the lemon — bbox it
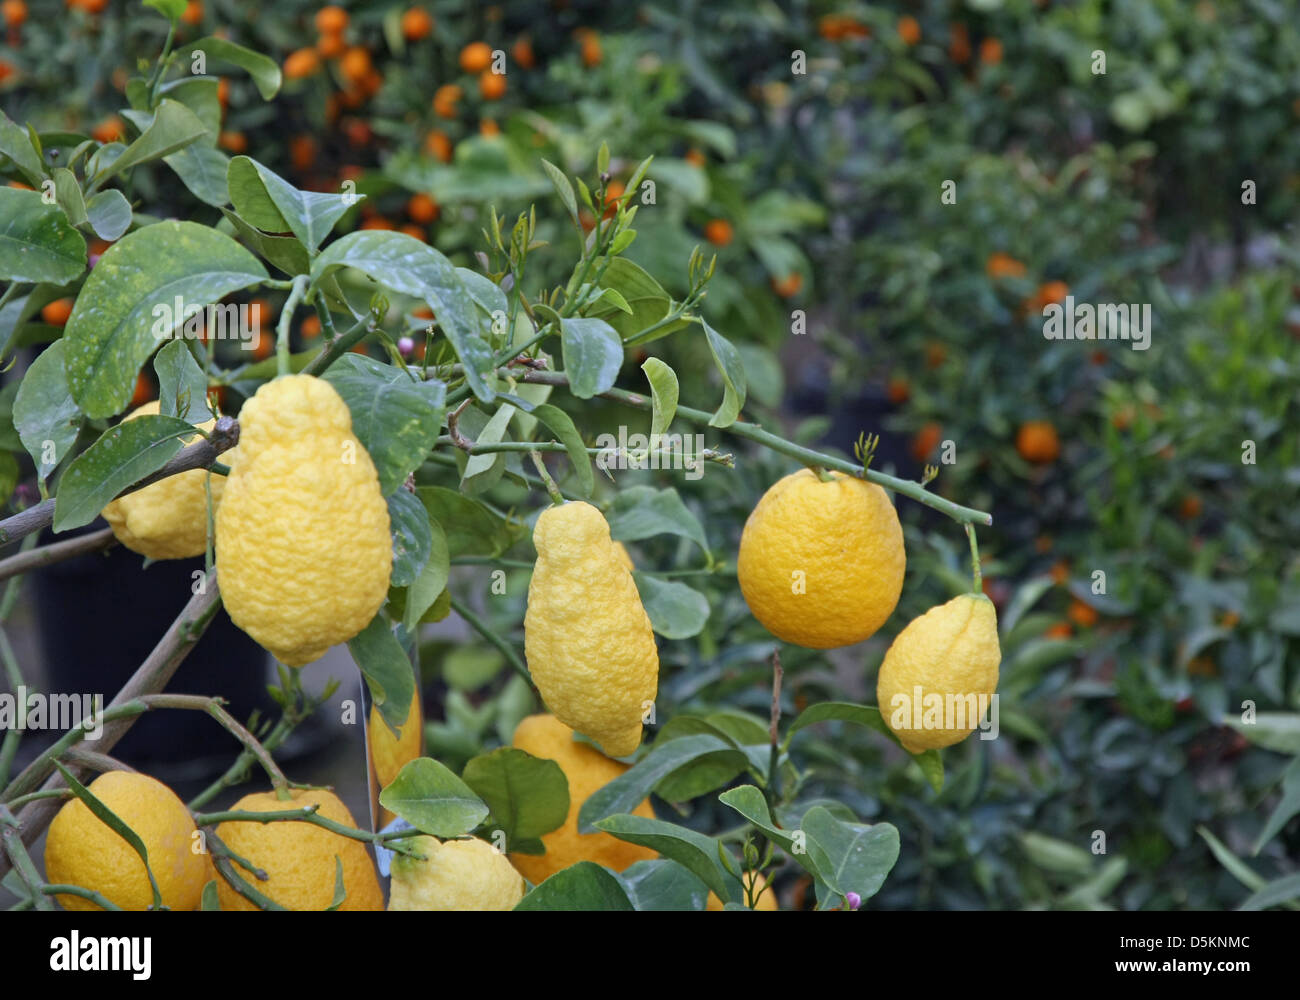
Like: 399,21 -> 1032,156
706,869 -> 778,911
876,593 -> 1001,753
611,540 -> 634,572
216,374 -> 391,666
214,787 -> 383,911
737,469 -> 905,649
369,696 -> 422,827
509,714 -> 657,884
44,771 -> 211,911
100,401 -> 228,560
388,835 -> 525,910
524,501 -> 658,757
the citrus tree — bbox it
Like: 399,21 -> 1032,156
0,1 -> 1006,912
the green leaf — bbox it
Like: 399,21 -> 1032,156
1254,756 -> 1300,853
462,747 -> 569,845
560,317 -> 623,399
606,485 -> 707,550
578,734 -> 738,832
1196,825 -> 1300,910
62,220 -> 267,418
418,486 -> 508,557
93,101 -> 207,187
0,188 -> 87,284
632,573 -> 709,639
456,267 -> 509,321
200,880 -> 220,910
321,354 -> 446,496
157,75 -> 222,135
52,168 -> 88,228
52,414 -> 194,531
175,36 -> 282,100
641,358 -> 678,440
460,402 -> 515,495
594,814 -> 736,901
701,319 -> 747,428
717,785 -> 803,857
530,403 -> 593,497
324,856 -> 347,911
515,861 -> 634,910
787,701 -> 943,791
1240,873 -> 1300,911
404,518 -> 449,631
312,231 -> 496,403
617,859 -> 709,911
0,108 -> 46,188
1019,832 -> 1095,876
539,159 -> 580,228
165,143 -> 230,208
222,209 -> 309,276
51,761 -> 162,910
228,157 -> 352,253
386,488 -> 433,588
1223,713 -> 1300,755
144,0 -> 187,22
378,758 -> 490,839
153,340 -> 212,424
85,189 -> 133,242
13,341 -> 83,483
346,612 -> 415,735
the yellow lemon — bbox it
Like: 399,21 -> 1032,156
737,469 -> 905,648
369,696 -> 422,827
524,502 -> 657,757
214,787 -> 383,911
44,771 -> 210,911
216,374 -> 390,666
101,401 -> 228,560
876,593 -> 1001,753
388,835 -> 525,910
509,714 -> 657,884
706,869 -> 779,910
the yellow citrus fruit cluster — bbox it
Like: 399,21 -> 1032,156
100,401 -> 229,560
509,713 -> 657,885
388,835 -> 525,910
44,771 -> 213,911
524,502 -> 658,758
737,469 -> 905,648
216,374 -> 391,666
214,787 -> 383,911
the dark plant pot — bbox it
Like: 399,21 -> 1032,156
29,527 -> 275,782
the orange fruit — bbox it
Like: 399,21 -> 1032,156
479,70 -> 506,100
704,218 -> 733,247
217,77 -> 230,107
479,118 -> 500,137
300,315 -> 322,339
924,342 -> 947,369
1044,623 -> 1073,639
249,330 -> 272,360
181,0 -> 202,26
317,32 -> 345,59
980,38 -> 1003,65
1220,611 -> 1240,628
129,373 -> 152,407
1179,494 -> 1203,520
459,41 -> 493,74
41,298 -> 74,326
399,223 -> 426,241
684,147 -> 706,167
284,48 -> 321,80
360,217 -> 395,231
512,36 -> 536,69
341,46 -> 371,85
343,118 -> 372,148
578,29 -> 602,67
1036,280 -> 1069,307
1049,560 -> 1069,585
770,273 -> 802,298
985,252 -> 1025,279
432,83 -> 462,117
315,6 -> 348,35
0,61 -> 15,84
91,117 -> 124,143
218,130 -> 248,153
1016,421 -> 1060,464
898,16 -> 921,45
911,422 -> 942,463
400,7 -> 433,42
289,135 -> 316,172
950,23 -> 971,64
407,192 -> 439,223
603,179 -> 625,220
424,129 -> 452,162
1067,599 -> 1098,628
886,376 -> 910,405
3,0 -> 28,26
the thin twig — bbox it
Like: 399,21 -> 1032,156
448,596 -> 533,687
0,527 -> 116,583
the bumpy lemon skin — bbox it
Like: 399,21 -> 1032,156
44,771 -> 211,911
216,375 -> 391,667
101,401 -> 228,560
706,870 -> 779,911
509,714 -> 657,885
737,470 -> 905,649
214,788 -> 383,911
876,593 -> 1001,753
524,502 -> 658,757
389,836 -> 525,911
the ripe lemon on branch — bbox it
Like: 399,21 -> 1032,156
216,374 -> 390,667
101,401 -> 229,560
389,836 -> 525,910
737,469 -> 905,648
876,593 -> 1001,753
509,714 -> 657,885
44,771 -> 212,911
524,502 -> 658,757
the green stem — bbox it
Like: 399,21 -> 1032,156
528,449 -> 565,505
275,275 -> 308,378
0,807 -> 53,910
452,557 -> 535,569
303,314 -> 374,376
40,884 -> 124,911
0,282 -> 27,314
194,807 -> 423,857
448,596 -> 532,687
444,325 -> 552,407
966,522 -> 983,593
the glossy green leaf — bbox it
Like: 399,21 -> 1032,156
617,859 -> 709,911
701,318 -> 747,428
560,317 -> 623,399
387,488 -> 433,588
632,573 -> 709,639
578,734 -> 736,832
403,518 -> 449,631
85,189 -> 133,241
378,758 -> 489,839
12,341 -> 82,484
0,188 -> 87,284
347,612 -> 415,735
606,485 -> 707,549
153,339 -> 212,424
175,36 -> 282,100
641,357 -> 678,440
594,814 -> 737,902
462,747 -> 569,845
515,861 -> 634,910
0,108 -> 46,188
94,101 -> 207,187
530,402 -> 593,497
